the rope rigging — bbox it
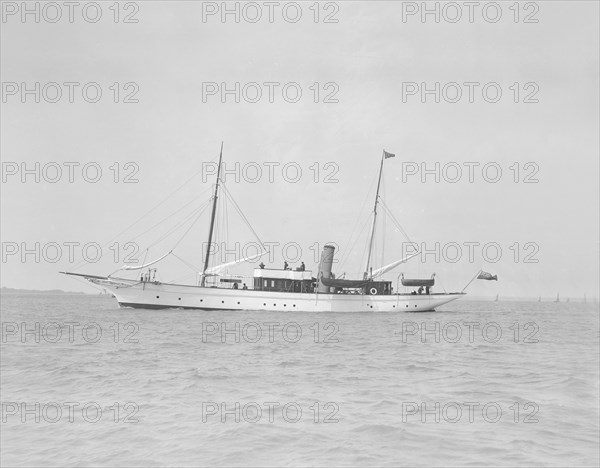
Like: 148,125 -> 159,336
220,182 -> 267,251
70,158 -> 218,272
102,165 -> 267,281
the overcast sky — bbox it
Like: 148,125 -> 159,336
1,1 -> 598,299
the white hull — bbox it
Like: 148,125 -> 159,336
89,277 -> 464,312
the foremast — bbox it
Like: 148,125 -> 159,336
201,142 -> 224,287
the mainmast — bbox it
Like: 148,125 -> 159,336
201,142 -> 224,287
364,151 -> 386,279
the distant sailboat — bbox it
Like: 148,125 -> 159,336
583,293 -> 587,304
554,293 -> 560,303
494,294 -> 499,302
566,297 -> 570,303
538,296 -> 541,302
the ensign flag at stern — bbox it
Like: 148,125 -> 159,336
477,271 -> 498,281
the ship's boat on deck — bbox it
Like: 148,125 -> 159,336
400,273 -> 435,288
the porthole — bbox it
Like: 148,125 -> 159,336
222,301 -> 225,304
263,303 -> 266,306
284,304 -> 287,307
200,299 -> 203,302
237,302 -> 240,305
178,298 -> 181,301
156,296 -> 159,299
293,305 -> 296,307
406,304 -> 408,308
273,304 -> 276,306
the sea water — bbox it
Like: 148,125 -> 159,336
1,293 -> 598,467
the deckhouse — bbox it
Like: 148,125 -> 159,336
253,268 -> 315,293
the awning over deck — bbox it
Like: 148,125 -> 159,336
253,268 -> 313,281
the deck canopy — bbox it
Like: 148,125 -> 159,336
253,268 -> 313,281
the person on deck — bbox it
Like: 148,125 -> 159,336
284,261 -> 289,270
300,262 -> 305,271
259,262 -> 265,269
418,286 -> 424,295
232,282 -> 238,289
242,283 -> 248,290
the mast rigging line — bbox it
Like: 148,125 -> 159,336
364,153 -> 385,278
378,198 -> 413,245
201,142 -> 224,286
220,182 -> 267,251
221,183 -> 229,262
139,200 -> 211,253
70,156 -> 218,272
169,203 -> 210,251
380,175 -> 386,272
170,252 -> 204,276
340,150 -> 415,279
113,198 -> 211,274
337,169 -> 380,272
338,213 -> 374,278
126,196 -> 212,245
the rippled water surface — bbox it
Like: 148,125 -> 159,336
1,294 -> 599,467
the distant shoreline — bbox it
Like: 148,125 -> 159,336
0,287 -> 90,296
